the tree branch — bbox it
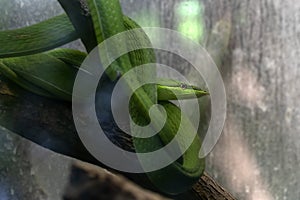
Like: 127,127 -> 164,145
0,75 -> 236,199
64,161 -> 170,200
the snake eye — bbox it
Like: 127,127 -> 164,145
180,83 -> 188,89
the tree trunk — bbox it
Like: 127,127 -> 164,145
202,0 -> 300,199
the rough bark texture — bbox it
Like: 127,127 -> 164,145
192,172 -> 237,200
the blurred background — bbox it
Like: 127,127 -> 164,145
0,0 -> 299,199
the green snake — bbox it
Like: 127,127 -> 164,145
0,0 -> 206,194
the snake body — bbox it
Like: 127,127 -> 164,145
0,15 -> 78,58
0,49 -> 208,102
0,0 -> 206,194
84,0 -> 205,194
